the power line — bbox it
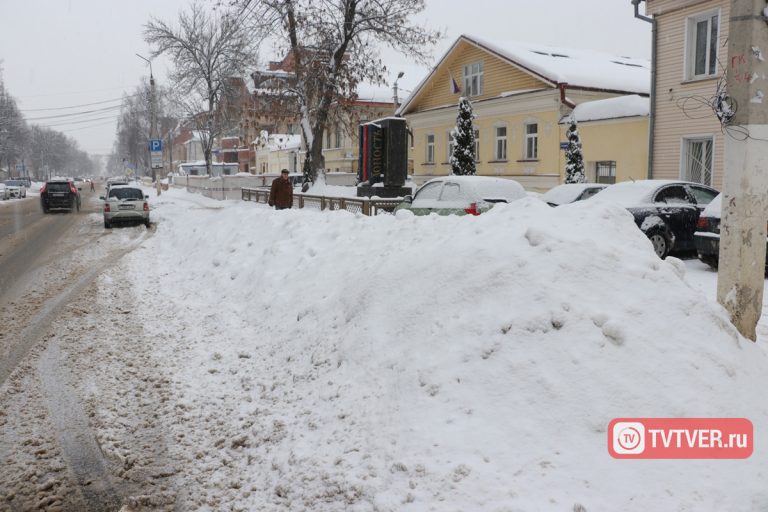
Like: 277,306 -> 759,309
24,104 -> 124,121
56,120 -> 120,133
35,114 -> 121,128
15,86 -> 136,99
19,95 -> 137,113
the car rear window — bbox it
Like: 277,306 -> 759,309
109,188 -> 143,200
47,182 -> 70,192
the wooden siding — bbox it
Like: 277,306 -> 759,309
406,40 -> 550,114
651,0 -> 727,189
647,0 -> 712,16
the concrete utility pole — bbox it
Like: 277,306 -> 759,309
137,53 -> 161,196
717,0 -> 768,340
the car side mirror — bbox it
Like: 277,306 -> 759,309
402,195 -> 413,203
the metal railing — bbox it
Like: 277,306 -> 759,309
242,187 -> 401,216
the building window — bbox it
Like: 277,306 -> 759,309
474,129 -> 480,161
524,123 -> 538,160
287,124 -> 294,135
682,137 -> 713,185
335,126 -> 342,148
686,11 -> 719,79
463,62 -> 484,97
426,134 -> 435,163
494,126 -> 507,161
326,129 -> 332,149
447,132 -> 454,161
596,161 -> 616,184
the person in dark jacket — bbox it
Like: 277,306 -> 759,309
269,169 -> 293,210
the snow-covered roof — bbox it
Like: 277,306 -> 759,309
185,130 -> 208,143
541,183 -> 607,206
565,95 -> 650,123
253,133 -> 302,151
400,34 -> 649,115
465,35 -> 650,94
356,83 -> 398,104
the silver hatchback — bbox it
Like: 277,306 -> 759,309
101,186 -> 150,228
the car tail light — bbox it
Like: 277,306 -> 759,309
69,183 -> 77,194
696,217 -> 710,230
464,202 -> 480,216
40,183 -> 47,194
104,203 -> 110,212
143,202 -> 149,211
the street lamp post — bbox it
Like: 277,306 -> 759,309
136,53 -> 161,196
393,71 -> 405,113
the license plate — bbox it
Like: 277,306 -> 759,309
52,193 -> 65,197
118,204 -> 134,210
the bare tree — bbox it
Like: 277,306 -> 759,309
235,0 -> 440,184
0,74 -> 29,174
145,1 -> 258,176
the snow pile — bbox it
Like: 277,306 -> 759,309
123,189 -> 768,510
569,95 -> 649,123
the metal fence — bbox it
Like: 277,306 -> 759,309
242,187 -> 401,216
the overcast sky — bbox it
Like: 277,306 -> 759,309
0,0 -> 651,157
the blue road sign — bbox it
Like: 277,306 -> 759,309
149,139 -> 163,152
560,142 -> 568,150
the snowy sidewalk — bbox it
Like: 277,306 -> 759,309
67,188 -> 768,510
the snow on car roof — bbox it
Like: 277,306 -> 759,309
593,180 -> 684,206
422,176 -> 526,200
541,183 -> 606,205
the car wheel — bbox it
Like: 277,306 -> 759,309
144,219 -> 150,228
647,231 -> 670,259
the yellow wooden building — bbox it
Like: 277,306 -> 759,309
399,35 -> 651,190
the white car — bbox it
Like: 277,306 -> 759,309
396,176 -> 527,215
4,180 -> 27,199
101,185 -> 150,228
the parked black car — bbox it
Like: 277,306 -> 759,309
593,180 -> 719,258
40,178 -> 81,213
694,194 -> 768,270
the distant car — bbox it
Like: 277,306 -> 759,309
593,180 -> 719,258
395,176 -> 526,216
40,178 -> 82,213
4,180 -> 27,199
101,185 -> 150,228
541,183 -> 607,206
0,183 -> 9,200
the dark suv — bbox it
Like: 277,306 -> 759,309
40,179 -> 81,213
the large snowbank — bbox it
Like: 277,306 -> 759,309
120,189 -> 768,510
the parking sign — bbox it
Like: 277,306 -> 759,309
149,139 -> 163,152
